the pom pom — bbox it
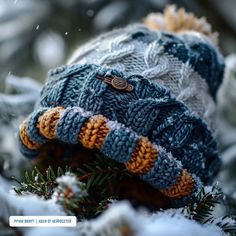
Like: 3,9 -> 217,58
144,5 -> 218,45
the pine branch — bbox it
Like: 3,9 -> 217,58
59,154 -> 129,218
211,216 -> 236,235
52,173 -> 88,216
184,183 -> 236,235
12,157 -> 128,219
76,154 -> 129,197
185,184 -> 222,222
95,197 -> 117,214
12,166 -> 70,199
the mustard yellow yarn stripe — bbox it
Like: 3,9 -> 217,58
19,106 -> 194,198
125,137 -> 158,174
160,169 -> 194,198
19,119 -> 41,150
20,107 -> 159,174
78,115 -> 109,149
37,107 -> 64,139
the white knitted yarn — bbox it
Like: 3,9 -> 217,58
68,24 -> 217,131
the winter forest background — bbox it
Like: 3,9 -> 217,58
0,0 -> 236,236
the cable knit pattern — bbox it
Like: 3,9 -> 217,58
69,24 -> 224,131
18,11 -> 225,207
18,63 -> 222,205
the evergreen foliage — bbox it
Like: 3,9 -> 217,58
11,160 -> 236,235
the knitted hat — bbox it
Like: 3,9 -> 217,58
18,6 -> 225,206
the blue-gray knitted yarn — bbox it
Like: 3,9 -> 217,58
36,63 -> 221,184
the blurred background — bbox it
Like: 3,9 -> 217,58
0,0 -> 236,217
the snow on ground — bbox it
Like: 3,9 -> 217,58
79,201 -> 225,236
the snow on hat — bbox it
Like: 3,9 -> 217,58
18,6 -> 224,206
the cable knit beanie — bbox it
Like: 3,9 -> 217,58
18,6 -> 225,206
